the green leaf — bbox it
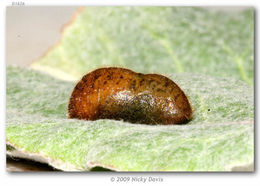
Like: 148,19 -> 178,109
31,7 -> 254,85
6,66 -> 254,171
7,7 -> 254,171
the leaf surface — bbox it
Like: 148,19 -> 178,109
6,66 -> 254,171
31,7 -> 254,85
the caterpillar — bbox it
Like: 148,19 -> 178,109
68,67 -> 192,125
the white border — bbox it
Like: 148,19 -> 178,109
1,0 -> 259,6
0,1 -> 259,186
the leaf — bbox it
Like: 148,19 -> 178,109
31,7 -> 254,85
7,7 -> 254,171
6,66 -> 254,171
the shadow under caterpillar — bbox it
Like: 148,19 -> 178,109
68,67 -> 193,125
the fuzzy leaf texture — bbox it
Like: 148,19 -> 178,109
6,66 -> 253,171
6,7 -> 254,171
31,7 -> 254,85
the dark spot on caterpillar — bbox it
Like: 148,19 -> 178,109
208,109 -> 211,111
164,80 -> 169,87
157,88 -> 166,93
93,74 -> 101,81
174,93 -> 181,100
148,79 -> 155,86
151,84 -> 157,90
107,74 -> 112,80
130,80 -> 136,90
68,67 -> 193,125
169,86 -> 177,93
89,84 -> 94,88
74,85 -> 81,90
139,79 -> 145,86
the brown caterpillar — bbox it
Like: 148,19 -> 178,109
68,67 -> 193,125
